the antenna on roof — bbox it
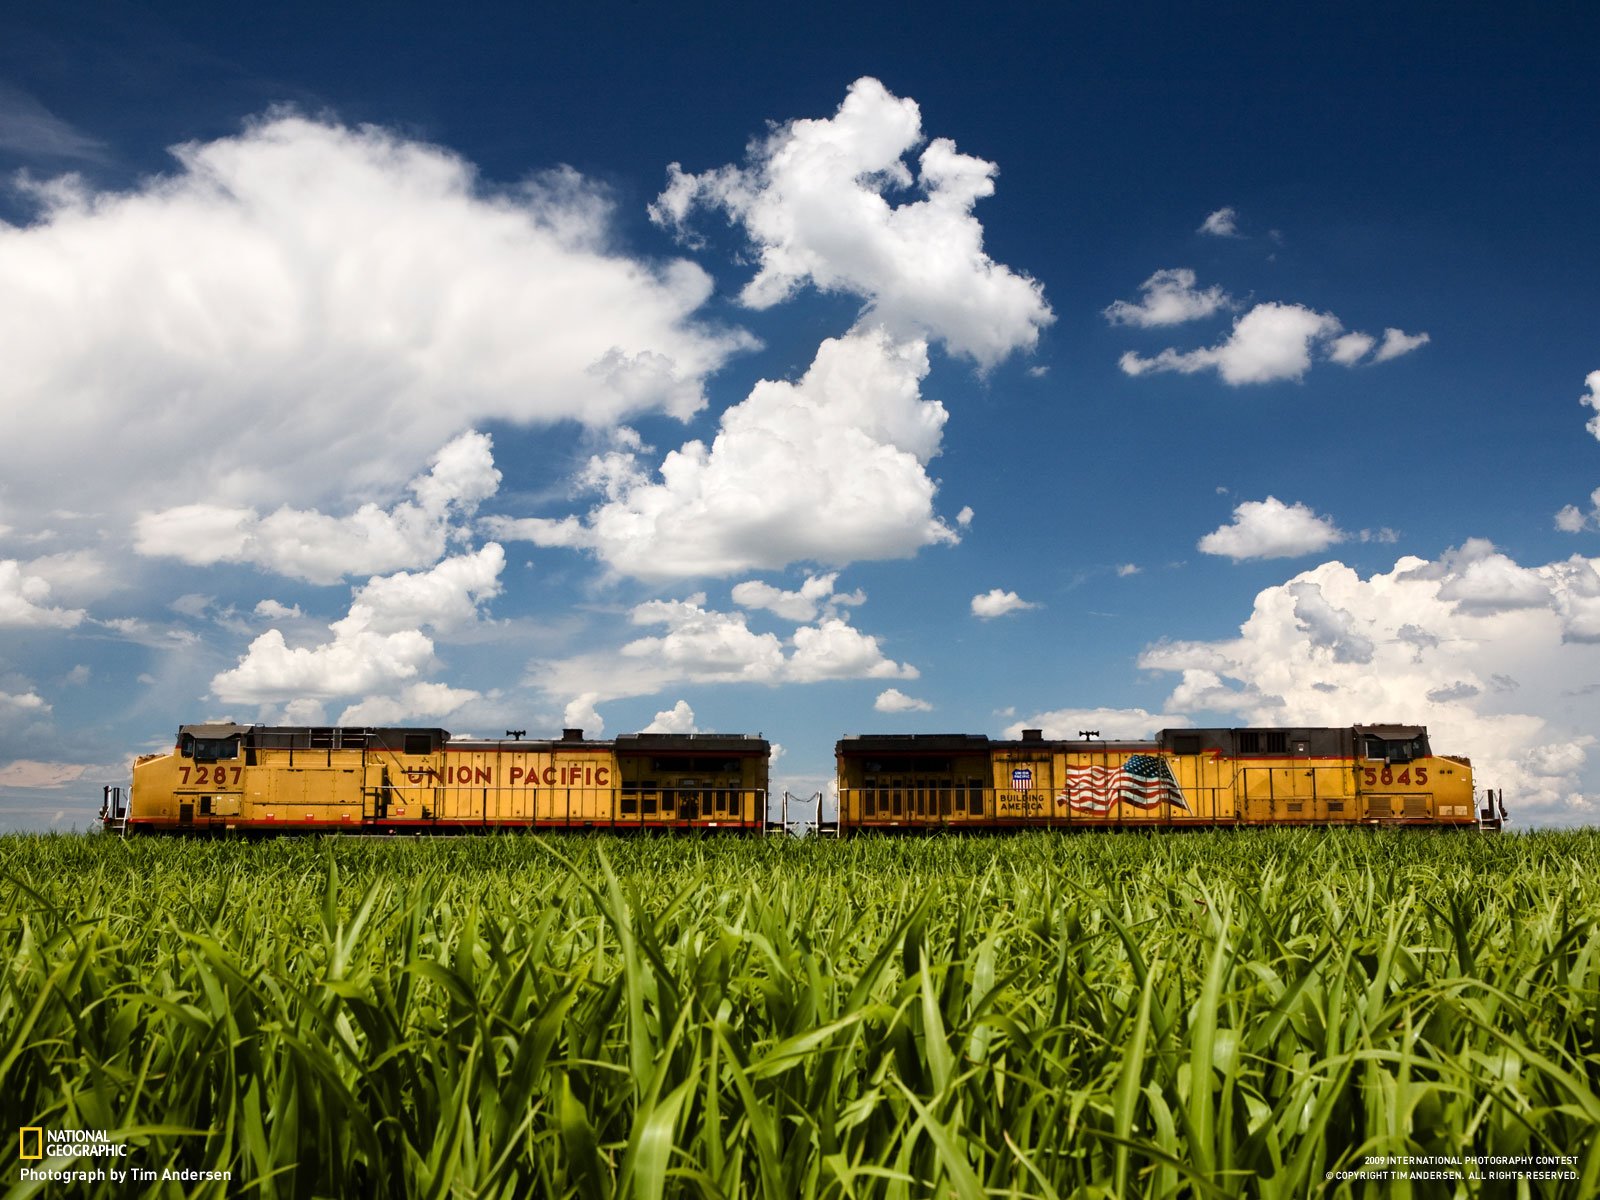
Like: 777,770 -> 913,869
506,730 -> 526,741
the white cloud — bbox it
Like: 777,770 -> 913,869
1136,551 -> 1600,824
642,700 -> 697,733
1198,207 -> 1240,237
651,76 -> 1052,367
564,693 -> 605,737
334,543 -> 506,635
1402,538 -> 1552,616
489,328 -> 961,580
1327,331 -> 1376,366
1582,371 -> 1600,442
1120,302 -> 1342,385
210,544 -> 504,705
1288,581 -> 1375,663
1117,563 -> 1141,577
875,687 -> 932,713
1372,327 -> 1431,362
1166,669 -> 1279,713
1,115 -> 750,542
538,594 -> 916,713
0,760 -> 96,787
1557,375 -> 1600,526
1119,302 -> 1427,384
731,572 -> 865,622
622,595 -> 787,682
1103,268 -> 1231,327
0,690 -> 51,715
135,431 -> 502,584
1003,707 -> 1192,740
970,588 -> 1038,619
1198,497 -> 1346,561
254,599 -> 305,620
0,560 -> 87,628
787,619 -> 916,683
337,682 -> 481,726
1556,503 -> 1590,533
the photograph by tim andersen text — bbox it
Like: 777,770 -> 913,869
3,3 -> 1599,1196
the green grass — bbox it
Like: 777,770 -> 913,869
3,830 -> 1598,1198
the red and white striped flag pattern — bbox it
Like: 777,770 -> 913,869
1062,755 -> 1188,812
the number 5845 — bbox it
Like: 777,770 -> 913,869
1363,766 -> 1427,787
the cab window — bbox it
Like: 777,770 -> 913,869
182,734 -> 240,761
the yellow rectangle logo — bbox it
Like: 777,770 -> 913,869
19,1127 -> 43,1159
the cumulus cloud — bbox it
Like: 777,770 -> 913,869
489,328 -> 961,579
0,690 -> 51,715
210,544 -> 504,705
1136,550 -> 1600,824
970,588 -> 1038,619
1556,502 -> 1591,533
0,560 -> 87,628
1557,375 -> 1600,527
135,431 -> 502,583
1198,207 -> 1240,237
1327,332 -> 1376,366
1401,538 -> 1552,615
1103,268 -> 1231,327
1373,328 -> 1432,362
495,82 -> 1050,585
642,700 -> 698,733
1582,371 -> 1600,442
564,694 -> 605,737
1166,669 -> 1280,713
651,76 -> 1052,366
537,594 -> 916,713
1198,497 -> 1346,561
788,618 -> 917,683
337,682 -> 481,726
254,599 -> 304,620
731,572 -> 865,623
0,114 -> 750,541
1119,302 -> 1427,384
1288,581 -> 1375,663
875,688 -> 932,713
1120,303 -> 1341,384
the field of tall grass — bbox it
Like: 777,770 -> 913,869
3,829 -> 1598,1198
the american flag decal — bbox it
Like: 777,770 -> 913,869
1061,755 -> 1188,813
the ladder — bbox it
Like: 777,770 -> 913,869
100,785 -> 130,836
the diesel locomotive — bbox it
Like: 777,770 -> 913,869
106,724 -> 771,835
835,724 -> 1504,831
103,720 -> 1504,834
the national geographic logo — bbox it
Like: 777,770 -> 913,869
15,1127 -> 126,1158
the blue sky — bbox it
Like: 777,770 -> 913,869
3,3 -> 1599,828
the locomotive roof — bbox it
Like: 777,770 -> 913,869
177,723 -> 767,753
838,724 -> 1431,756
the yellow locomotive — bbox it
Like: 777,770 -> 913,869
113,724 -> 771,834
835,724 -> 1501,831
